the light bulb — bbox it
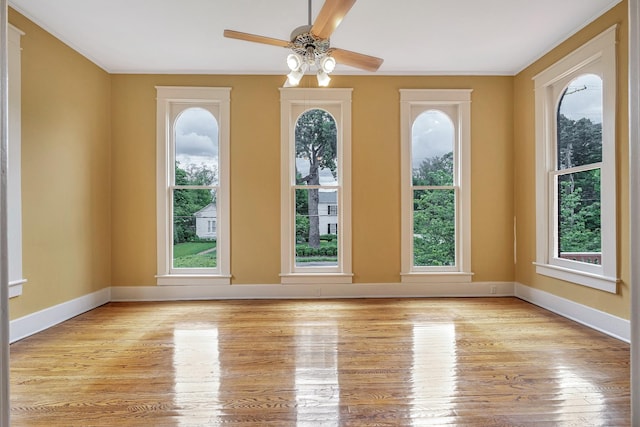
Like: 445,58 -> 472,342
287,69 -> 304,86
320,56 -> 336,73
286,53 -> 303,71
317,70 -> 331,87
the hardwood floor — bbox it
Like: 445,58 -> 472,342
9,298 -> 630,426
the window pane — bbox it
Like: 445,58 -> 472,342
173,189 -> 217,268
175,107 -> 219,185
295,188 -> 338,267
295,109 -> 338,186
413,189 -> 455,266
557,74 -> 602,170
557,169 -> 601,264
412,110 -> 454,186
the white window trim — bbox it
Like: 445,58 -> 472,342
156,86 -> 231,286
280,88 -> 353,285
533,25 -> 618,293
8,24 -> 25,298
400,89 -> 473,283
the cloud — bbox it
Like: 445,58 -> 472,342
411,110 -> 454,168
175,108 -> 219,160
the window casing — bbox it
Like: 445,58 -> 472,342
156,87 -> 231,285
8,25 -> 25,298
400,90 -> 473,283
533,26 -> 617,292
280,88 -> 352,284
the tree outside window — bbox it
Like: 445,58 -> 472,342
294,109 -> 339,267
556,74 -> 603,264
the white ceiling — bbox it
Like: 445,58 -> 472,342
8,0 -> 622,75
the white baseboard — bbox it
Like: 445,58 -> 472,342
515,282 -> 630,343
10,287 -> 111,343
10,283 -> 629,344
110,281 -> 516,302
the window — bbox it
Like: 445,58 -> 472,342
8,25 -> 25,298
400,90 -> 472,283
533,26 -> 617,292
280,89 -> 352,284
156,87 -> 231,285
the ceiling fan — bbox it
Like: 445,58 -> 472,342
223,0 -> 384,86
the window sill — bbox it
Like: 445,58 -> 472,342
156,275 -> 231,286
9,278 -> 27,298
400,272 -> 474,284
280,273 -> 353,285
534,262 -> 618,293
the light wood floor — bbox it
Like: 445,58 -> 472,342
10,298 -> 630,426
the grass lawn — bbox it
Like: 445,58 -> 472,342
173,241 -> 217,268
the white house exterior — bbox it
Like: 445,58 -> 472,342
194,203 -> 217,240
318,191 -> 338,235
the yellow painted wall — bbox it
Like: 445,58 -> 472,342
9,2 -> 629,323
513,1 -> 630,319
8,10 -> 112,320
111,74 -> 514,285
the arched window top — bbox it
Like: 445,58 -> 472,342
411,109 -> 454,186
557,73 -> 603,170
294,108 -> 338,186
174,107 -> 219,186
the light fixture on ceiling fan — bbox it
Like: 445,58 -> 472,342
223,0 -> 383,87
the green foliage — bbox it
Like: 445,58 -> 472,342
296,214 -> 310,243
558,171 -> 601,253
412,152 -> 456,266
295,109 -> 337,182
413,151 -> 453,186
557,114 -> 602,255
413,189 -> 455,266
173,162 -> 215,244
557,114 -> 602,169
296,241 -> 338,257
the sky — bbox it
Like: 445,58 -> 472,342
411,110 -> 454,169
175,107 -> 219,175
559,73 -> 603,124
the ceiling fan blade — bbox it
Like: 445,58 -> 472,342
311,0 -> 357,40
330,48 -> 384,72
223,30 -> 290,48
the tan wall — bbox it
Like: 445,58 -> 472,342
513,1 -> 630,319
111,75 -> 514,285
12,2 -> 628,323
8,10 -> 112,320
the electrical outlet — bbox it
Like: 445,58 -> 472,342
490,285 -> 497,294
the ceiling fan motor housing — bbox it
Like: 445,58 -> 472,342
290,25 -> 331,63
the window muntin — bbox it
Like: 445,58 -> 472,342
156,87 -> 231,286
400,89 -> 472,283
533,26 -> 617,292
280,88 -> 352,284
